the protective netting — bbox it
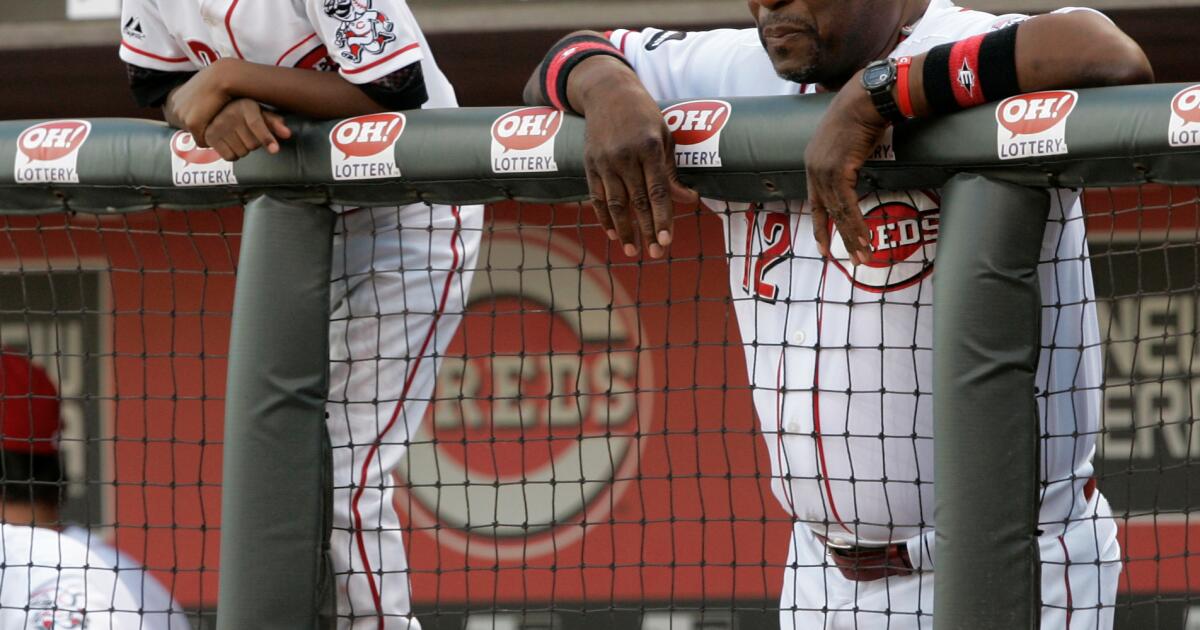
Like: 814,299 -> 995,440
0,208 -> 236,628
0,186 -> 1196,629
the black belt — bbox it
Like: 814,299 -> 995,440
815,533 -> 915,582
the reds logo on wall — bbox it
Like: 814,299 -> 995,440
829,190 -> 940,292
396,223 -> 658,561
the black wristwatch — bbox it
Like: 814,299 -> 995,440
862,59 -> 907,125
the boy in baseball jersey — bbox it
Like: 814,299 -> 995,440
119,1 -> 483,627
0,351 -> 191,630
0,524 -> 144,629
525,1 -> 1152,628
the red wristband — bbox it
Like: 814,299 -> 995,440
895,56 -> 915,120
947,33 -> 988,109
542,38 -> 630,112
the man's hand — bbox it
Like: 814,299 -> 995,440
803,70 -> 888,267
204,98 -> 293,161
164,59 -> 238,147
582,81 -> 699,258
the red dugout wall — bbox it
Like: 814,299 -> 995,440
0,190 -> 1196,627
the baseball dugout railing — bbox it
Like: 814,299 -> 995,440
0,83 -> 1197,630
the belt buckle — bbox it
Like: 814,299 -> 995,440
822,535 -> 856,551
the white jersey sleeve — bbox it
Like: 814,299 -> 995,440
896,3 -> 1112,56
305,0 -> 426,84
606,28 -> 792,101
118,0 -> 195,71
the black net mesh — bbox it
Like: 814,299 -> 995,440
0,186 -> 1196,629
0,208 -> 235,628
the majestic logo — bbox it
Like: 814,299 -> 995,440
957,59 -> 977,98
995,90 -> 1077,160
662,100 -> 732,168
122,17 -> 145,40
324,0 -> 397,64
1169,84 -> 1200,148
829,190 -> 940,293
491,107 -> 562,174
645,30 -> 687,51
14,120 -> 91,184
396,223 -> 658,561
329,112 -> 405,180
169,131 -> 237,187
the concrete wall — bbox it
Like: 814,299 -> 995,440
0,6 -> 1195,120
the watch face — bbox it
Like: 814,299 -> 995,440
863,63 -> 893,90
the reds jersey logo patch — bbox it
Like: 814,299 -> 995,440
28,582 -> 87,629
324,0 -> 397,64
830,191 -> 941,293
186,40 -> 220,66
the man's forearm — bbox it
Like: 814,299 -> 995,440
901,11 -> 1152,119
210,58 -> 387,118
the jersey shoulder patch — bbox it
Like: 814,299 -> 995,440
321,0 -> 401,64
28,580 -> 90,629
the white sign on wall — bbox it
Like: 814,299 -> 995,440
67,0 -> 121,20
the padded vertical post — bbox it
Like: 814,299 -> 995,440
933,174 -> 1049,630
218,197 -> 335,630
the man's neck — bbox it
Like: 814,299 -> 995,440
821,0 -> 933,90
2,501 -> 62,529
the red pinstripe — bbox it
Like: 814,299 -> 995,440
277,33 -> 319,66
342,43 -> 421,76
349,206 -> 464,627
813,259 -> 852,535
121,41 -> 189,64
225,0 -> 246,59
1059,535 -> 1074,627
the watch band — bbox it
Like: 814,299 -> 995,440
863,60 -> 908,125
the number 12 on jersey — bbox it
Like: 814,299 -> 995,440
741,209 -> 793,302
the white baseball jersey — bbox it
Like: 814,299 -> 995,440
0,524 -> 142,630
62,526 -> 192,630
609,0 -> 1106,549
119,0 -> 457,108
118,2 -> 484,628
610,3 -> 1122,627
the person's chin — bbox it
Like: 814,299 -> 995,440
771,57 -> 818,84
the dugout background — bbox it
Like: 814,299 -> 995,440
0,2 -> 1198,629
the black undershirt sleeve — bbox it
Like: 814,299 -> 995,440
357,62 -> 428,111
126,60 -> 427,112
125,63 -> 196,109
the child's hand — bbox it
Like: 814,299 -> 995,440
203,98 -> 293,162
164,59 -> 240,147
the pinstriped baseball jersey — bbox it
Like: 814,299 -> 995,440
609,0 -> 1107,547
119,0 -> 457,107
